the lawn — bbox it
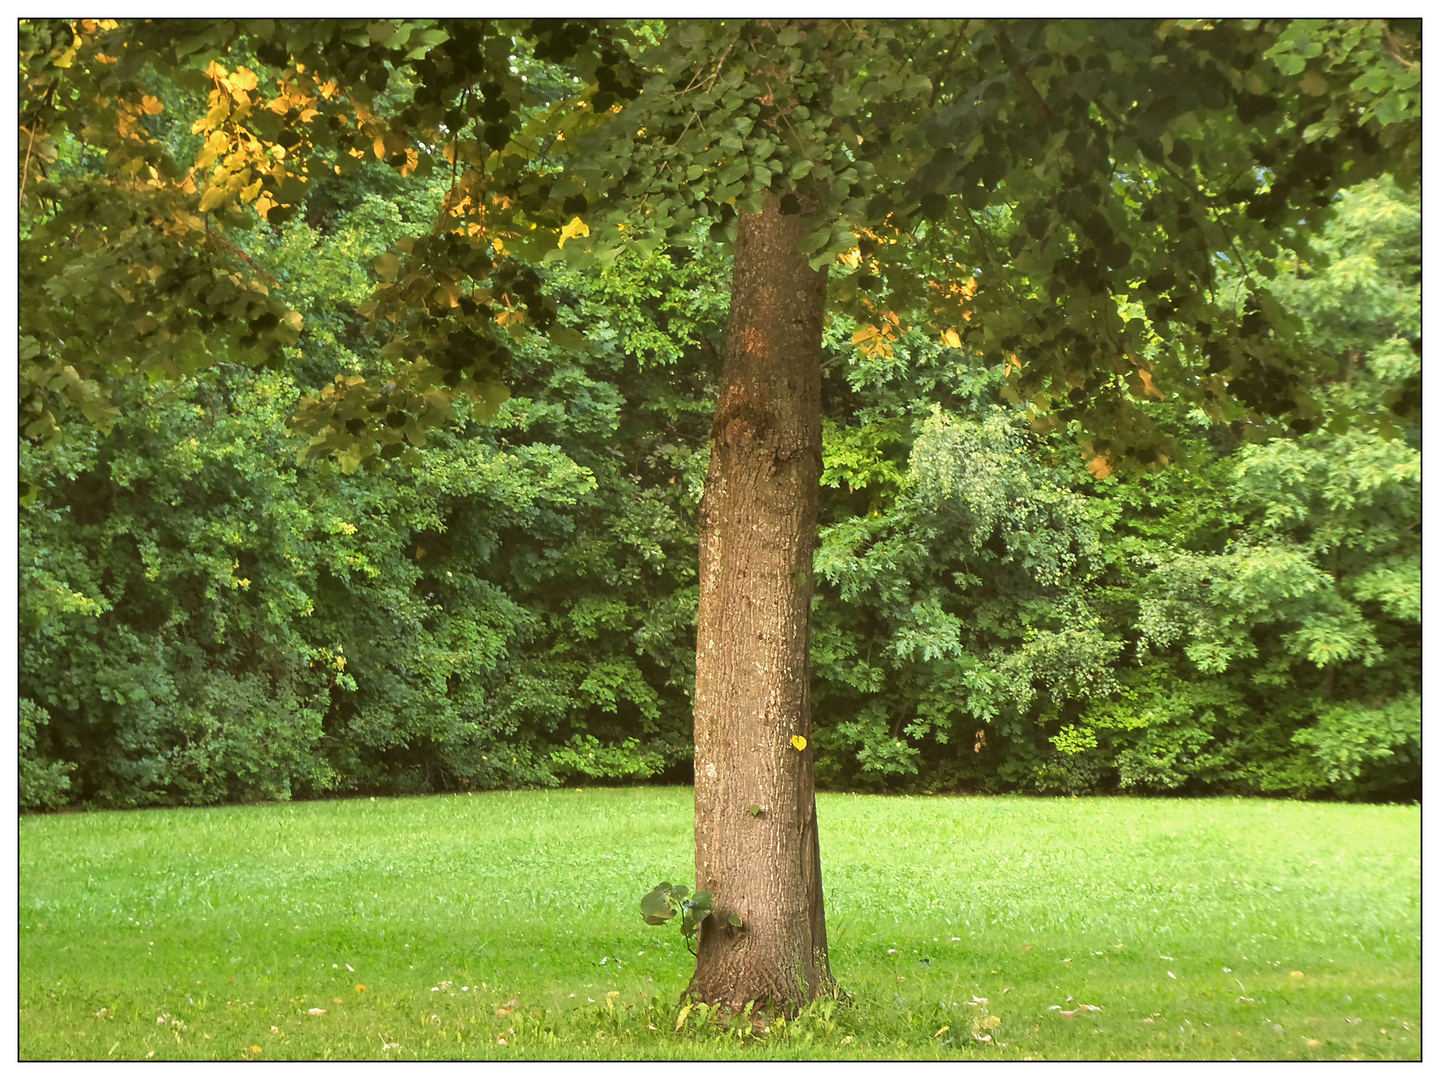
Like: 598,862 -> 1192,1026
19,787 -> 1419,1060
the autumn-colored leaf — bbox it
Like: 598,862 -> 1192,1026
558,216 -> 591,248
229,67 -> 260,92
198,184 -> 228,213
791,735 -> 807,751
1136,368 -> 1165,400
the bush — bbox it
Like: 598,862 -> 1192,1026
19,699 -> 73,811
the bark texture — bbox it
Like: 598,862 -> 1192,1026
688,190 -> 834,1012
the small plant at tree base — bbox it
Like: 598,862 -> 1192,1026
640,881 -> 742,953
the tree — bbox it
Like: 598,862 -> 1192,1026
19,17 -> 1420,1013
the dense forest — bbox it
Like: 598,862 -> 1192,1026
19,21 -> 1420,811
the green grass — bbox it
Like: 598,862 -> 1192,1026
20,788 -> 1419,1060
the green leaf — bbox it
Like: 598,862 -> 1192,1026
727,913 -> 743,927
640,885 -> 676,924
832,88 -> 862,117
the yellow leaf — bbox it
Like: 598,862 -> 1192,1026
141,95 -> 164,116
1290,971 -> 1304,979
941,328 -> 962,349
198,185 -> 228,213
239,179 -> 263,203
1136,368 -> 1165,400
675,1001 -> 693,1031
558,216 -> 591,248
230,67 -> 260,92
1085,455 -> 1112,480
791,735 -> 807,752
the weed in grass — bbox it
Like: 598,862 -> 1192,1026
20,789 -> 1419,1060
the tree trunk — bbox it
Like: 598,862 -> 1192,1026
687,190 -> 835,1013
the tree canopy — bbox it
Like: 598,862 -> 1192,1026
20,18 -> 1421,482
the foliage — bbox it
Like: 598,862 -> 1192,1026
18,699 -> 73,811
19,18 -> 1421,475
551,737 -> 666,783
639,881 -> 724,953
16,19 -> 1422,808
18,162 -> 727,807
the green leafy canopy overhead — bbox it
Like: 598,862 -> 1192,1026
19,17 -> 1420,481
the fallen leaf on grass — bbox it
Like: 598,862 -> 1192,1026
1290,971 -> 1304,979
355,985 -> 367,992
307,1008 -> 326,1015
1049,1003 -> 1101,1019
1307,1039 -> 1322,1046
934,1026 -> 950,1038
247,1046 -> 262,1054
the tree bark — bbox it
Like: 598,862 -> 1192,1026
687,190 -> 835,1013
